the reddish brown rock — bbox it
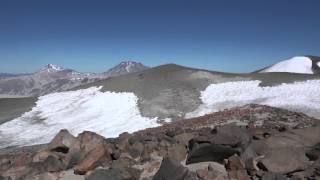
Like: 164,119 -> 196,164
74,143 -> 110,175
77,131 -> 106,155
33,149 -> 59,163
48,129 -> 78,152
228,170 -> 248,180
226,155 -> 245,171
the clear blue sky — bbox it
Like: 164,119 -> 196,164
0,0 -> 319,73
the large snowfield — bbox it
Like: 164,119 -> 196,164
1,80 -> 320,148
0,87 -> 159,148
261,56 -> 315,74
187,80 -> 320,118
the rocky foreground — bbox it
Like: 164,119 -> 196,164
0,104 -> 320,180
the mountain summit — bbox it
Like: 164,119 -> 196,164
0,61 -> 149,96
104,61 -> 149,77
257,56 -> 320,74
37,64 -> 65,73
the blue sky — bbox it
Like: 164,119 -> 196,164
0,0 -> 320,73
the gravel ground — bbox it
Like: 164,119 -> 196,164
0,97 -> 37,124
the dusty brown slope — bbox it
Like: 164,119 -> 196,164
0,97 -> 37,124
76,64 -> 320,119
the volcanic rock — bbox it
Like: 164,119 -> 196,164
186,142 -> 239,164
48,129 -> 78,153
74,143 -> 110,175
77,131 -> 106,156
153,157 -> 194,180
258,148 -> 310,174
167,144 -> 187,161
260,172 -> 287,180
306,143 -> 320,161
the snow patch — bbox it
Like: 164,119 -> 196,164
317,62 -> 320,67
0,87 -> 160,148
261,56 -> 313,74
186,80 -> 320,118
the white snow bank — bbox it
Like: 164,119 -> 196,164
0,87 -> 159,148
186,80 -> 320,118
261,56 -> 313,74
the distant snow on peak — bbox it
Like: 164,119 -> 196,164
38,64 -> 65,73
0,60 -> 149,96
104,61 -> 148,76
260,56 -> 313,74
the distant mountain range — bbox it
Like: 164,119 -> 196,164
1,55 -> 320,98
0,73 -> 29,78
0,61 -> 148,97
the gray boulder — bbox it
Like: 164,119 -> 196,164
153,157 -> 195,180
186,142 -> 239,164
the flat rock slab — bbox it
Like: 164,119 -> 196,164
259,148 -> 310,174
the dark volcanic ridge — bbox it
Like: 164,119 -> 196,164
0,104 -> 319,179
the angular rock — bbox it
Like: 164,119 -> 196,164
167,144 -> 187,161
244,157 -> 259,172
196,168 -> 224,180
111,156 -> 136,169
290,158 -> 320,179
77,131 -> 106,155
174,132 -> 196,146
74,143 -> 110,175
59,170 -> 85,180
186,142 -> 239,164
226,154 -> 245,171
306,143 -> 320,161
128,142 -> 144,159
43,155 -> 66,172
48,129 -> 77,153
259,148 -> 310,174
32,172 -> 57,180
153,157 -> 190,180
87,169 -> 124,180
261,172 -> 287,180
185,161 -> 227,180
186,162 -> 227,174
87,167 -> 140,180
33,149 -> 59,163
116,132 -> 131,151
226,155 -> 248,180
2,163 -> 46,180
261,126 -> 320,152
228,170 -> 248,180
212,124 -> 251,150
47,129 -> 82,168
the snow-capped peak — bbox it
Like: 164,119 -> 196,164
104,61 -> 148,76
38,64 -> 65,73
260,56 -> 313,74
